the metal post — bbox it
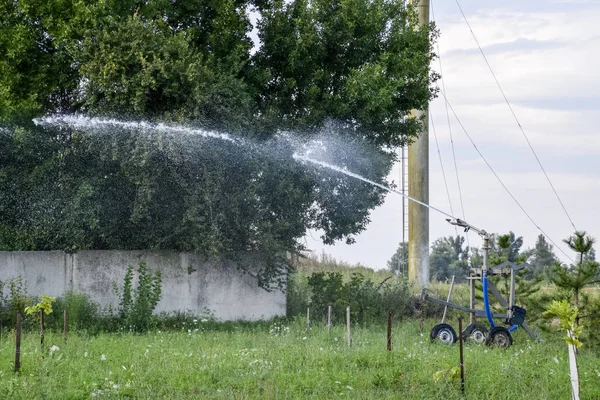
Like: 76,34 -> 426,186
508,268 -> 516,322
408,0 -> 430,286
482,236 -> 490,273
469,277 -> 475,324
441,275 -> 455,324
346,307 -> 351,347
327,306 -> 332,333
306,308 -> 310,332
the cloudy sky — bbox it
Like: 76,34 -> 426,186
305,0 -> 600,269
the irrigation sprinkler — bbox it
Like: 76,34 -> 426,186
292,155 -> 540,348
423,219 -> 541,348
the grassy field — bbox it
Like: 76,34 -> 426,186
1,318 -> 600,399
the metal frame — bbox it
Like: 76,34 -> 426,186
421,219 -> 542,342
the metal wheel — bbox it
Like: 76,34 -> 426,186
430,323 -> 458,345
462,323 -> 488,344
486,326 -> 513,349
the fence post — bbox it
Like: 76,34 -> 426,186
64,309 -> 68,343
15,313 -> 21,372
346,307 -> 351,347
459,317 -> 465,394
306,308 -> 310,332
387,311 -> 392,351
327,306 -> 332,333
40,310 -> 45,349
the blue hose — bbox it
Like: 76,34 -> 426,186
482,272 -> 495,328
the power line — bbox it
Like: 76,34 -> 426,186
453,0 -> 578,233
431,0 -> 469,246
430,112 -> 458,235
437,88 -> 575,264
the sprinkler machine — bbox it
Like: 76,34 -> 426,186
421,219 -> 542,349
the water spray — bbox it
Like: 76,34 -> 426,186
33,115 -> 240,144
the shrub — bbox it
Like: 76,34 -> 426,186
49,291 -> 100,333
0,275 -> 34,329
118,261 -> 162,333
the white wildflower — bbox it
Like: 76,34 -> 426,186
100,354 -> 106,361
49,345 -> 60,356
553,357 -> 559,364
84,351 -> 88,357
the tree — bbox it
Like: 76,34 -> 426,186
551,231 -> 598,325
493,231 -> 524,264
528,234 -> 559,279
0,0 -> 437,286
387,242 -> 408,277
429,235 -> 469,282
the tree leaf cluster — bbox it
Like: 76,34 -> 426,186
0,0 -> 438,285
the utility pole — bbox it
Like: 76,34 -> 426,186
408,0 -> 430,285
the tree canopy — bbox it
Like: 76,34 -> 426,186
0,0 -> 437,285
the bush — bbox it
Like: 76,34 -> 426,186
118,261 -> 162,333
0,275 -> 35,329
298,271 -> 419,325
48,291 -> 101,333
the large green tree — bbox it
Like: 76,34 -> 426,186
0,0 -> 437,286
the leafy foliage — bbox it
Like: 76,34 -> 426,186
429,235 -> 469,282
0,0 -> 437,286
24,294 -> 56,316
528,234 -> 559,280
550,231 -> 599,328
306,271 -> 413,324
0,275 -> 33,328
118,261 -> 162,333
387,241 -> 408,277
543,300 -> 583,348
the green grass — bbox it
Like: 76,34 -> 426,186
1,318 -> 599,399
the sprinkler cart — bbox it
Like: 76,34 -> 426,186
421,219 -> 542,349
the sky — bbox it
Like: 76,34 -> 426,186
304,0 -> 600,269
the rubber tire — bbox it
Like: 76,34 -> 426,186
462,323 -> 488,344
430,323 -> 458,344
486,326 -> 513,349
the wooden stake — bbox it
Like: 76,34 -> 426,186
459,317 -> 465,394
15,313 -> 21,372
419,300 -> 424,334
306,308 -> 310,332
387,311 -> 392,351
63,309 -> 68,343
327,306 -> 332,333
346,306 -> 351,347
40,310 -> 45,349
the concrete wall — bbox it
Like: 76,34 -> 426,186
0,251 -> 285,321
